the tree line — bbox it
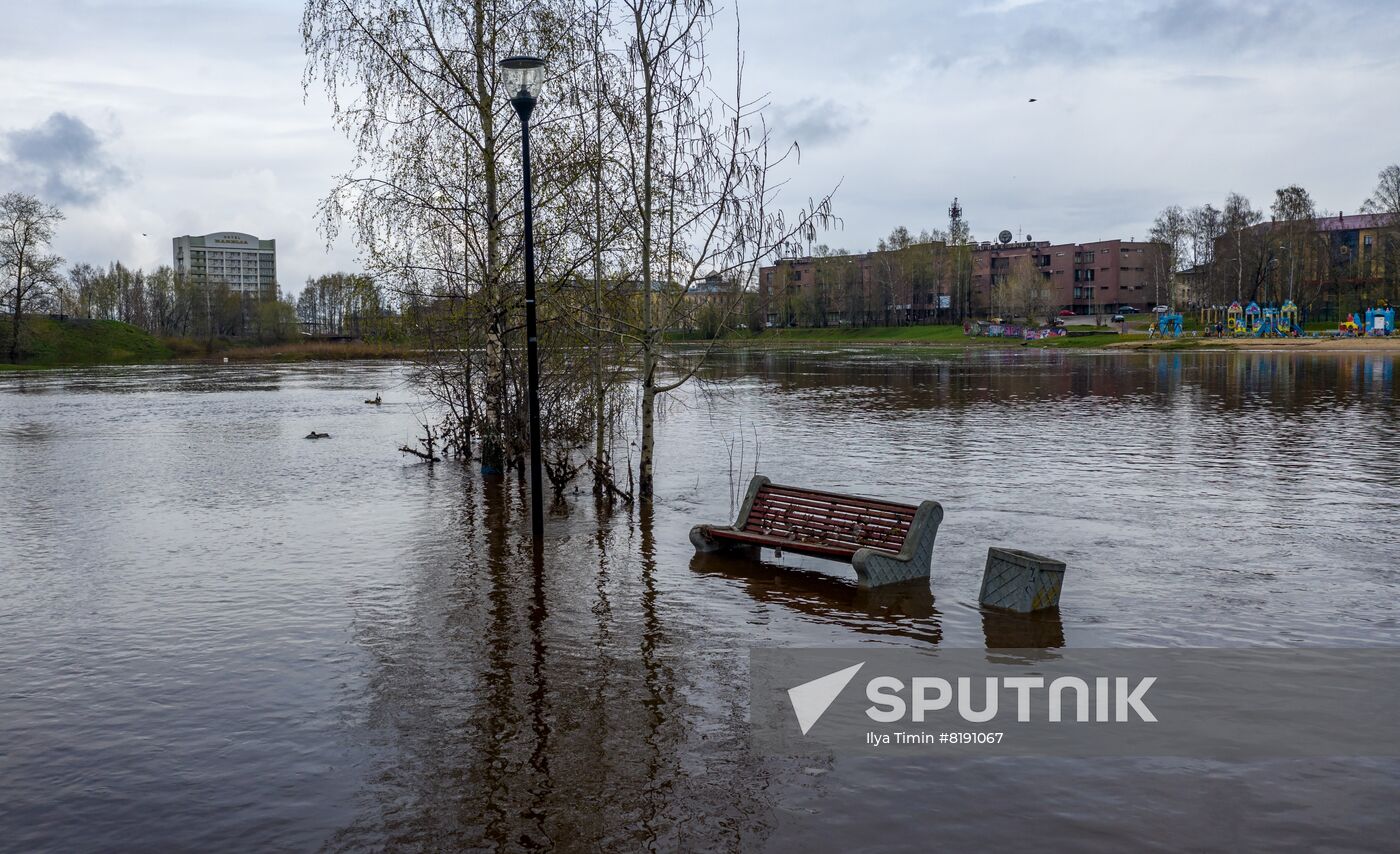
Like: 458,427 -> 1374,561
1148,165 -> 1400,315
0,187 -> 423,356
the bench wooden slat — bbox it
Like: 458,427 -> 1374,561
702,527 -> 882,560
760,490 -> 916,519
747,504 -> 910,529
741,485 -> 914,554
741,518 -> 906,550
753,503 -> 913,531
745,502 -> 910,528
745,508 -> 907,536
762,484 -> 920,514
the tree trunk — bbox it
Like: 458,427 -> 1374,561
10,249 -> 25,363
591,22 -> 608,494
7,287 -> 20,363
637,18 -> 657,500
473,1 -> 506,473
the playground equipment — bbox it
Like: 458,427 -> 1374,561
1153,312 -> 1184,338
1364,307 -> 1396,336
1244,302 -> 1262,335
1280,301 -> 1301,336
1254,306 -> 1280,337
1226,302 -> 1244,335
1200,306 -> 1223,329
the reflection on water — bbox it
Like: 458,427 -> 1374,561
980,606 -> 1066,649
2,351 -> 1399,851
691,552 -> 942,645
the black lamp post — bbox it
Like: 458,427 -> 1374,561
501,55 -> 546,546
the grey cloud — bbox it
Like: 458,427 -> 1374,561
770,98 -> 864,148
1139,0 -> 1311,51
1013,24 -> 1109,67
1,112 -> 129,206
1167,73 -> 1252,89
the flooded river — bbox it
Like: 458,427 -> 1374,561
2,350 -> 1398,851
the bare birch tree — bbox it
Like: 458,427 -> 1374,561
612,0 -> 834,498
0,193 -> 65,363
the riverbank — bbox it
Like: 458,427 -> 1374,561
1,316 -> 418,369
14,315 -> 1396,369
0,315 -> 172,369
688,325 -> 1140,350
1109,335 -> 1400,352
209,340 -> 419,362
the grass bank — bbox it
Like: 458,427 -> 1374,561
674,324 -> 1144,350
678,325 -> 1004,349
209,340 -> 419,362
0,315 -> 418,368
2,315 -> 172,367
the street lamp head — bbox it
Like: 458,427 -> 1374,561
500,55 -> 546,105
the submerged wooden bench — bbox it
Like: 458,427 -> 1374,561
690,476 -> 944,587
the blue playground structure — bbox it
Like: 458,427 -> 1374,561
1154,312 -> 1184,338
1364,307 -> 1396,336
1244,302 -> 1261,334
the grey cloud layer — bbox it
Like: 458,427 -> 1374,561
0,0 -> 1397,284
1,113 -> 128,206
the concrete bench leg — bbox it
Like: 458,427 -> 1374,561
851,500 -> 943,588
689,525 -> 759,555
690,525 -> 726,553
690,477 -> 770,554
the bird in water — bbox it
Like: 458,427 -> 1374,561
305,431 -> 330,439
1028,98 -> 1037,102
364,393 -> 382,405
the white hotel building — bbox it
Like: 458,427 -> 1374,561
172,232 -> 277,297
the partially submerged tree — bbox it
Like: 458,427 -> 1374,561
303,0 -> 833,503
593,0 -> 834,498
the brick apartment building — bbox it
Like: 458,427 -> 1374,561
758,237 -> 1167,326
972,238 -> 1165,315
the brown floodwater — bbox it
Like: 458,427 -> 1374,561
1,350 -> 1398,851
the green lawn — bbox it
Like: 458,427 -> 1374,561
740,325 -> 972,344
673,323 -> 1150,350
1033,332 -> 1149,348
3,315 -> 172,366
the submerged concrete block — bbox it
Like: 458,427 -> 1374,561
979,547 -> 1066,613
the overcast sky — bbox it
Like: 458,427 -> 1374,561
2,0 -> 1398,293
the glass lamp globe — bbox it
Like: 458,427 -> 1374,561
499,56 -> 546,101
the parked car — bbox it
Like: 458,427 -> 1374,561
1120,306 -> 1139,314
1111,314 -> 1126,323
1152,305 -> 1169,313
1058,309 -> 1076,317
